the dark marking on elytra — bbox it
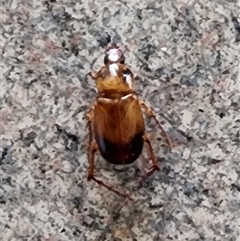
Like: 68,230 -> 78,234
96,131 -> 144,165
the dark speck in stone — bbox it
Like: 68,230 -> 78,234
44,82 -> 51,88
72,197 -> 82,209
63,12 -> 71,20
67,133 -> 79,143
154,67 -> 164,76
0,197 -> 6,204
149,203 -> 164,209
22,131 -> 37,147
218,112 -> 225,118
82,220 -> 94,228
225,224 -> 232,233
106,34 -> 111,43
141,43 -> 155,61
46,71 -> 52,76
184,190 -> 192,197
1,147 -> 9,162
222,69 -> 230,74
231,15 -> 240,41
73,229 -> 81,236
36,235 -> 42,241
142,65 -> 151,73
136,9 -> 142,20
62,40 -> 66,47
184,186 -> 199,197
97,33 -> 111,48
33,154 -> 39,159
178,130 -> 193,142
175,18 -> 182,25
44,0 -> 53,11
207,158 -> 222,165
26,69 -> 34,74
6,176 -> 12,185
231,183 -> 240,192
218,200 -> 223,206
171,25 -> 178,32
71,45 -> 79,56
137,14 -> 142,20
5,224 -> 10,229
162,166 -> 172,175
231,102 -> 239,108
55,124 -> 63,133
202,189 -> 209,196
54,98 -> 58,105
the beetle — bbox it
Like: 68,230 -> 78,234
86,44 -> 171,201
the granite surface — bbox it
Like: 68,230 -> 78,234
1,0 -> 240,240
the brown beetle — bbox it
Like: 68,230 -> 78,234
86,44 -> 171,201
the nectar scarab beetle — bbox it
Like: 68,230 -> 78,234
86,44 -> 172,201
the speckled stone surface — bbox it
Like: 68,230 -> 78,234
1,0 -> 240,240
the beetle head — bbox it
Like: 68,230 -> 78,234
104,44 -> 125,65
90,44 -> 134,94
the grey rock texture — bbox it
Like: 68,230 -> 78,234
1,0 -> 240,240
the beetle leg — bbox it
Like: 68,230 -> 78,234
88,71 -> 98,79
87,140 -> 98,180
86,105 -> 96,178
86,104 -> 95,153
87,142 -> 134,201
86,105 -> 95,121
140,101 -> 172,150
139,134 -> 160,186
